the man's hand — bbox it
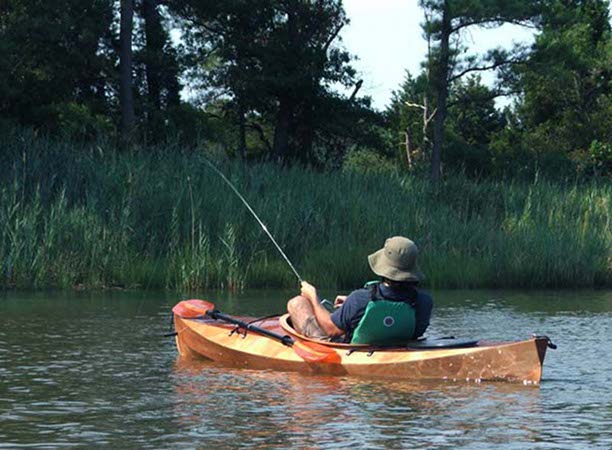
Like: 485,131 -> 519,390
300,281 -> 318,304
334,295 -> 347,308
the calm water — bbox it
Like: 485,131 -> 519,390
1,289 -> 611,449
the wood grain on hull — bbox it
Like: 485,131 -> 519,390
174,316 -> 547,384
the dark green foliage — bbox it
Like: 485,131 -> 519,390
167,0 -> 361,165
467,0 -> 612,180
0,0 -> 115,133
1,0 -> 610,177
0,0 -> 186,143
382,1 -> 611,180
445,76 -> 505,176
448,77 -> 505,147
419,0 -> 542,181
513,0 -> 612,177
386,71 -> 431,170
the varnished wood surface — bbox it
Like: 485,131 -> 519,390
174,315 -> 548,384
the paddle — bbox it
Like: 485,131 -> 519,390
172,299 -> 341,364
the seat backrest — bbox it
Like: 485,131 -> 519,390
350,299 -> 416,345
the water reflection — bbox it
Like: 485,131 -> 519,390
171,358 -> 546,448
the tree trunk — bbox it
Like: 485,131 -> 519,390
298,84 -> 315,165
119,0 -> 135,144
404,128 -> 413,169
272,1 -> 298,165
273,97 -> 291,164
238,100 -> 247,160
142,0 -> 163,111
430,0 -> 451,184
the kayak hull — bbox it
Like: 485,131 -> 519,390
174,314 -> 550,384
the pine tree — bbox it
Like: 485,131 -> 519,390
419,0 -> 542,182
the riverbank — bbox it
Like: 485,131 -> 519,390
1,130 -> 610,290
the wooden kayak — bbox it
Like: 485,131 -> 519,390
173,300 -> 555,384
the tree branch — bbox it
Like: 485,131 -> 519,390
404,102 -> 437,121
449,58 -> 519,82
426,109 -> 437,124
184,16 -> 225,36
405,101 -> 426,111
446,89 -> 522,108
348,79 -> 363,101
450,17 -> 537,34
323,22 -> 344,54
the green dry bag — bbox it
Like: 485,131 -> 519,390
350,299 -> 416,345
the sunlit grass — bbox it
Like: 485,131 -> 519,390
1,129 -> 610,290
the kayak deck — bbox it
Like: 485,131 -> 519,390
174,313 -> 551,384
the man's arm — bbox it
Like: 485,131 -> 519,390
301,281 -> 344,337
414,291 -> 433,338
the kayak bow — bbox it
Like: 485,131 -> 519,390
173,299 -> 340,364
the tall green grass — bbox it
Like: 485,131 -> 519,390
1,129 -> 610,290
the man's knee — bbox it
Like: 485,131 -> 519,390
287,295 -> 309,316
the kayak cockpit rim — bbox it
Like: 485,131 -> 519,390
278,314 -> 483,351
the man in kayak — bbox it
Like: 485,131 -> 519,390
287,236 -> 433,344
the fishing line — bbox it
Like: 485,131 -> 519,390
201,157 -> 304,284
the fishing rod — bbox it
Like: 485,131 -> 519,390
201,157 -> 304,284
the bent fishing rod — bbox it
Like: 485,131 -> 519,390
201,157 -> 304,285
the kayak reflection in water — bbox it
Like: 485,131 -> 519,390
287,236 -> 434,345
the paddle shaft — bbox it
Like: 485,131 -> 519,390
208,310 -> 295,347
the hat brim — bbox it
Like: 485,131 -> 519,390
368,248 -> 424,282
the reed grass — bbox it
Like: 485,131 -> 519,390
1,129 -> 610,290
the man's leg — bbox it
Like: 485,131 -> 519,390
287,295 -> 328,340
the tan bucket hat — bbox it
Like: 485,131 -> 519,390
368,236 -> 424,282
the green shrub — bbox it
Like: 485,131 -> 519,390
342,148 -> 398,175
45,102 -> 115,140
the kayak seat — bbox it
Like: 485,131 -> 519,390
351,300 -> 416,345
